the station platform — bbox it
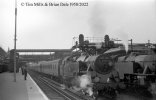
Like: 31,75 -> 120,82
0,72 -> 49,100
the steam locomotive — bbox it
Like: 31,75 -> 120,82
115,52 -> 156,96
28,53 -> 117,92
28,34 -> 156,98
28,34 -> 120,98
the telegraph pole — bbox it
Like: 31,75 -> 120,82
14,0 -> 17,82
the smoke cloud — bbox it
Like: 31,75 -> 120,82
88,2 -> 106,37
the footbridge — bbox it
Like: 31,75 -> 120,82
9,49 -> 72,62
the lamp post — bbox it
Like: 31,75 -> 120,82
14,0 -> 17,82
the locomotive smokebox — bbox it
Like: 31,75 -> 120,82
79,34 -> 84,46
94,54 -> 114,75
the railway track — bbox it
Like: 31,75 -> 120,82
28,71 -> 156,100
41,76 -> 94,100
29,71 -> 94,100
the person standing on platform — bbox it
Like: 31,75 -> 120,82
21,66 -> 24,75
19,67 -> 22,73
23,65 -> 27,80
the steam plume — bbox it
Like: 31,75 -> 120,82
72,74 -> 93,96
116,29 -> 129,53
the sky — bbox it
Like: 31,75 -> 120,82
0,0 -> 156,51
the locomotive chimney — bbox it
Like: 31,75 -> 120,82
79,34 -> 84,46
104,35 -> 110,47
